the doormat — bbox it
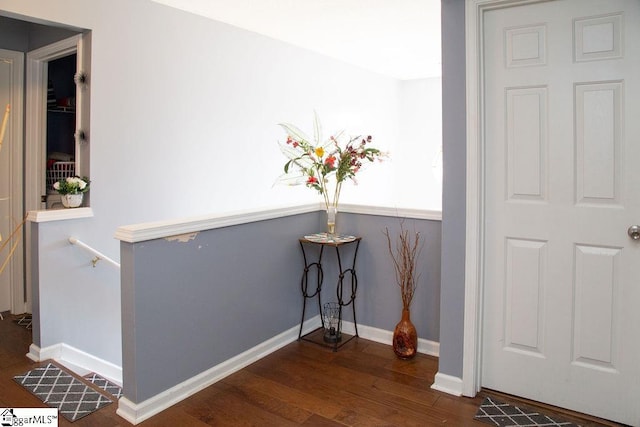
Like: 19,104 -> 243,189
474,396 -> 581,427
14,362 -> 112,422
14,314 -> 32,329
83,372 -> 122,399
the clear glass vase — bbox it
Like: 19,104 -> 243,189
322,302 -> 342,343
326,206 -> 337,236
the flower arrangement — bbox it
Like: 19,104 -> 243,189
53,176 -> 90,195
277,113 -> 385,210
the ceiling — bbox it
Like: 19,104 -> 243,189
150,0 -> 441,80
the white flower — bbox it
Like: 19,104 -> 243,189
55,176 -> 89,194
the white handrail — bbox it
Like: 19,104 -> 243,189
69,237 -> 121,269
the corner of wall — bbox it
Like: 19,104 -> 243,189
431,371 -> 463,396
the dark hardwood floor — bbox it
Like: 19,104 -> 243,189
0,314 -> 620,426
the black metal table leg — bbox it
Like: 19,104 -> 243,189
334,239 -> 360,351
297,234 -> 361,351
298,242 -> 324,339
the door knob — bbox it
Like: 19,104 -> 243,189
628,225 -> 640,240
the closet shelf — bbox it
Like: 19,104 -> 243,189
47,107 -> 76,114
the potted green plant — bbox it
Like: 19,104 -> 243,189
53,176 -> 90,208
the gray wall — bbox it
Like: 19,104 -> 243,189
29,223 -> 41,347
0,16 -> 30,51
338,213 -> 441,342
121,211 -> 441,403
121,213 -> 311,402
439,0 -> 466,379
0,15 -> 79,52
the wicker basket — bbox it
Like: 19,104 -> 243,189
46,161 -> 75,192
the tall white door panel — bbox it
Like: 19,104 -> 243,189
481,1 -> 640,425
0,48 -> 24,314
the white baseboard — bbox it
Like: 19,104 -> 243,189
26,344 -> 41,362
27,317 -> 439,425
117,318 -> 440,425
26,343 -> 122,386
431,372 -> 463,396
342,321 -> 440,357
117,315 -> 322,425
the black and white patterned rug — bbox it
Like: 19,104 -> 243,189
475,396 -> 581,427
14,314 -> 32,330
14,363 -> 112,422
83,372 -> 123,399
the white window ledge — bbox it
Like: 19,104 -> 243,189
27,207 -> 94,223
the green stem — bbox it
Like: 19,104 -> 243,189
332,181 -> 342,208
318,166 -> 330,210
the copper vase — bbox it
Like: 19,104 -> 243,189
393,309 -> 417,359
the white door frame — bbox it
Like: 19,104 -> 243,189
461,0 -> 551,397
24,35 -> 81,313
25,35 -> 81,214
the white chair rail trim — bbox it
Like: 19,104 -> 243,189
27,207 -> 94,223
115,203 -> 442,244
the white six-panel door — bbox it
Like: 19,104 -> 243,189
481,0 -> 640,425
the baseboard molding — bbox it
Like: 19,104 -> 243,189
26,343 -> 122,386
28,318 -> 440,425
117,319 -> 440,425
117,315 -> 322,425
26,344 -> 41,362
341,321 -> 440,357
431,372 -> 463,396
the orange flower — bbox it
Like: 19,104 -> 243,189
277,114 -> 384,211
325,155 -> 336,168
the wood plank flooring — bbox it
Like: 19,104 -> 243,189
0,314 -> 620,426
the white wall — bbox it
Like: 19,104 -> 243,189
1,0 -> 441,369
102,8 -> 404,220
35,220 -> 122,365
400,78 -> 442,211
344,77 -> 443,210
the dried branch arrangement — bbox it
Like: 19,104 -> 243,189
384,223 -> 422,310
